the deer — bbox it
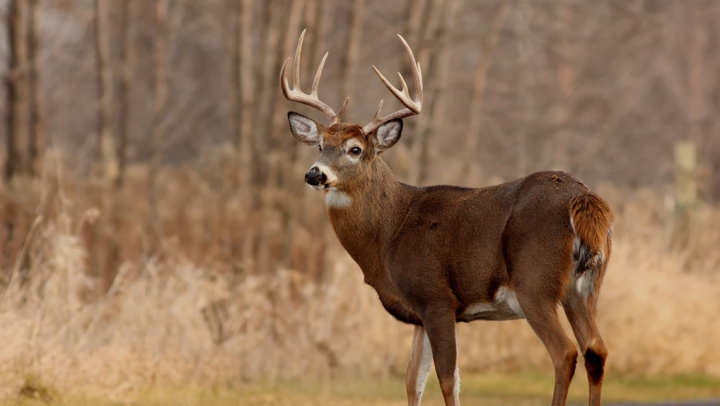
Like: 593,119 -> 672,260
280,30 -> 613,406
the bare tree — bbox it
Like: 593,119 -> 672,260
549,2 -> 575,172
463,0 -> 510,155
410,0 -> 462,185
405,0 -> 444,185
404,0 -> 429,51
94,0 -> 118,185
250,0 -> 287,194
514,0 -> 535,178
147,0 -> 169,254
260,0 -> 305,272
116,0 -> 136,188
312,0 -> 333,69
237,0 -> 254,195
339,0 -> 365,106
5,0 -> 30,183
660,2 -> 711,248
268,0 -> 305,188
27,0 -> 44,177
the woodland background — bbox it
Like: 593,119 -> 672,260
0,0 -> 719,400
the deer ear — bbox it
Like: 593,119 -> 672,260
374,119 -> 403,153
288,112 -> 325,146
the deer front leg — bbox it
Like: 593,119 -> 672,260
407,325 -> 433,406
422,309 -> 460,406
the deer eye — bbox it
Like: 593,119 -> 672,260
318,145 -> 322,152
349,147 -> 362,156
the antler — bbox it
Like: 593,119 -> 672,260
362,35 -> 423,135
280,29 -> 348,125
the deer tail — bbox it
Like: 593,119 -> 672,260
569,193 -> 614,304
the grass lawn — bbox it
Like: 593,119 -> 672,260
6,372 -> 720,405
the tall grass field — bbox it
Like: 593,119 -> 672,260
1,154 -> 719,402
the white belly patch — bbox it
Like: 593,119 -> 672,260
459,286 -> 525,322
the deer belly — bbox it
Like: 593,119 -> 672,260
377,293 -> 422,325
458,286 -> 526,322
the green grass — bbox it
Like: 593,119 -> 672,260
5,373 -> 720,406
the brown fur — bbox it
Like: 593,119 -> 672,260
288,117 -> 613,406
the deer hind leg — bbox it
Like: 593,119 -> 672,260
422,309 -> 460,406
515,291 -> 578,406
407,325 -> 433,406
563,290 -> 608,406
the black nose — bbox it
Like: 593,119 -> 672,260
305,166 -> 327,186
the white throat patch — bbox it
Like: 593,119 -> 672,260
326,190 -> 351,208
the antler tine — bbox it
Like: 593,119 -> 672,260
417,62 -> 423,91
311,52 -> 328,97
292,30 -> 305,91
399,34 -> 423,105
280,58 -> 294,97
397,72 -> 409,96
373,100 -> 384,121
280,29 -> 340,124
362,35 -> 423,135
334,97 -> 350,124
370,66 -> 419,114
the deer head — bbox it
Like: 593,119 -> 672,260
281,30 -> 423,198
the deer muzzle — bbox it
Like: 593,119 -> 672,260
305,166 -> 327,186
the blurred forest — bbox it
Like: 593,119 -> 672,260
0,0 -> 719,399
1,0 -> 719,274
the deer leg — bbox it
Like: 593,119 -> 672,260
563,293 -> 608,406
515,293 -> 578,406
422,309 -> 460,406
407,325 -> 433,406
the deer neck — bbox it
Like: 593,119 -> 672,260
325,158 -> 405,279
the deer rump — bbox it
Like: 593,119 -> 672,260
377,171 -> 613,326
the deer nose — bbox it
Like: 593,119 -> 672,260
305,166 -> 327,186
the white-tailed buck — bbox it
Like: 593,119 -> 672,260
281,30 -> 613,406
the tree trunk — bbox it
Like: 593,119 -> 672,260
5,0 -> 30,183
300,0 -> 318,83
339,0 -> 364,108
266,0 -> 305,196
672,140 -> 697,251
95,0 -> 118,185
251,0 -> 286,193
404,0 -> 428,53
237,0 -> 254,195
313,0 -> 333,70
233,0 -> 256,268
261,0 -> 305,273
267,0 -> 304,190
116,0 -> 135,188
685,2 -> 709,201
412,0 -> 461,185
406,0 -> 443,185
27,0 -> 43,177
515,0 -> 534,178
549,1 -> 577,172
147,0 -> 169,255
463,0 -> 510,152
239,0 -> 284,274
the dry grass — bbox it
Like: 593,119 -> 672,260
0,154 -> 719,400
5,374 -> 720,406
